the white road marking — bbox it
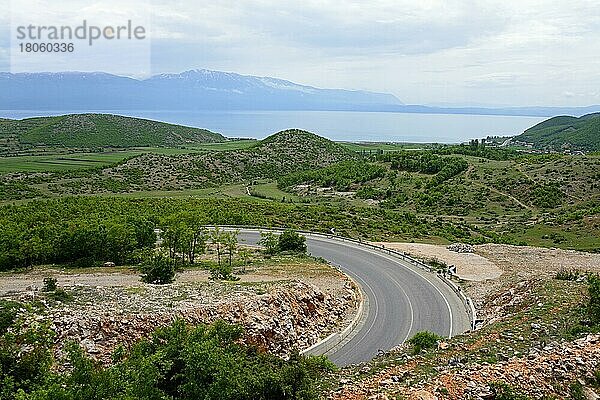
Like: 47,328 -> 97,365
330,270 -> 379,359
390,275 -> 415,343
318,238 -> 454,339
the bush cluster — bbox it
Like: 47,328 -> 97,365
139,253 -> 176,284
0,196 -> 484,272
278,160 -> 386,191
259,230 -> 307,255
408,331 -> 442,354
0,308 -> 333,399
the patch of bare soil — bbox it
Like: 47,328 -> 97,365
370,242 -> 502,281
466,244 -> 600,316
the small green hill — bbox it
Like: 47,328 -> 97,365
515,113 -> 600,151
30,129 -> 357,194
0,114 -> 226,148
248,129 -> 356,174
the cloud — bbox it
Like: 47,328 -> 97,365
147,0 -> 508,56
1,0 -> 600,106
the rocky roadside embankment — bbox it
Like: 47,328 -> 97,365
9,277 -> 358,365
410,334 -> 600,399
330,334 -> 600,400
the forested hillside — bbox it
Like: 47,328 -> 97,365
515,112 -> 600,151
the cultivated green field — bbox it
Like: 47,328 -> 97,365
0,142 -> 261,173
339,142 -> 431,152
0,152 -> 143,173
191,139 -> 258,151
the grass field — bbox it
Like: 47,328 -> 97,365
249,182 -> 303,202
0,141 -> 260,173
339,142 -> 432,152
0,152 -> 144,173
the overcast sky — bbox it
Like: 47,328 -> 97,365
2,0 -> 600,107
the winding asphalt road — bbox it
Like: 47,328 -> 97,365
237,230 -> 470,366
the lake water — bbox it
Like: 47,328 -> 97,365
0,110 -> 545,143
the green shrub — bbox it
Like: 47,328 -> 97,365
278,230 -> 307,254
259,231 -> 279,255
592,368 -> 600,388
555,268 -> 582,281
46,288 -> 73,303
569,381 -> 585,400
0,306 -> 55,397
41,277 -> 74,302
408,331 -> 442,354
208,262 -> 238,281
140,253 -> 176,284
18,319 -> 334,400
0,300 -> 21,334
42,277 -> 57,292
531,183 -> 564,209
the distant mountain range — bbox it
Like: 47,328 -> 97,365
0,70 -> 402,112
1,69 -> 600,117
514,112 -> 600,151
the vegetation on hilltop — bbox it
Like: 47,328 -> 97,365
256,129 -> 354,158
0,113 -> 226,151
278,160 -> 385,191
514,112 -> 600,151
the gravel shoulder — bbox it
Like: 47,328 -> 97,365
370,242 -> 503,281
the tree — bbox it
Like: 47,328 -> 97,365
140,253 -> 176,284
188,226 -> 208,265
105,222 -> 137,264
278,230 -> 307,254
258,231 -> 279,255
223,230 -> 239,267
162,222 -> 183,262
238,248 -> 251,273
162,212 -> 209,266
210,227 -> 226,266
